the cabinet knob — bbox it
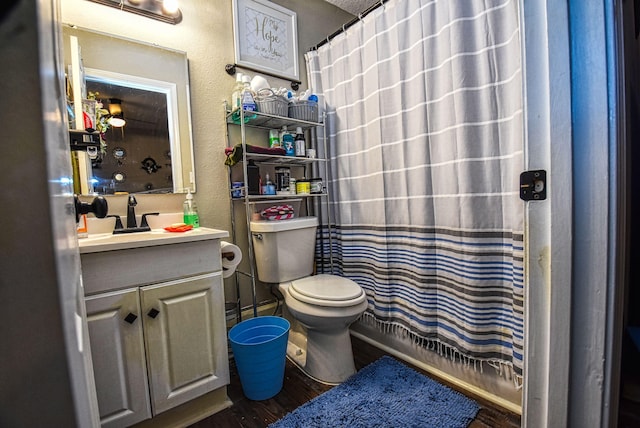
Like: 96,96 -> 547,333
147,308 -> 160,319
124,313 -> 138,324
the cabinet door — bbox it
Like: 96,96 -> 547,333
85,288 -> 151,428
141,272 -> 229,415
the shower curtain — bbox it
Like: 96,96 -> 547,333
306,0 -> 524,384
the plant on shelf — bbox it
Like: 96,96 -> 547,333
87,91 -> 111,154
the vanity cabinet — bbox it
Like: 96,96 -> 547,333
80,229 -> 231,427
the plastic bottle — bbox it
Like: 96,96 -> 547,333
230,72 -> 244,112
183,189 -> 200,228
279,125 -> 289,146
269,129 -> 281,148
294,127 -> 306,157
282,126 -> 295,156
262,173 -> 276,195
240,75 -> 257,115
247,160 -> 260,195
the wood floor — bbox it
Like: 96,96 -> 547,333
190,335 -> 521,428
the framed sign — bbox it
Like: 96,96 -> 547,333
232,0 -> 299,81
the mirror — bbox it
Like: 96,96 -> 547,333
62,24 -> 195,194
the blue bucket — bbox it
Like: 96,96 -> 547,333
228,316 -> 290,400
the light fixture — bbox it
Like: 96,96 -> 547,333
87,0 -> 183,25
108,98 -> 126,128
161,0 -> 180,15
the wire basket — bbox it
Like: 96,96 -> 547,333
288,100 -> 319,122
255,89 -> 289,117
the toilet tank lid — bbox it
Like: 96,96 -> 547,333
250,216 -> 318,232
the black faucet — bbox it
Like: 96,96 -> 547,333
112,195 -> 159,234
127,195 -> 138,228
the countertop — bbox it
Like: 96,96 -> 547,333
78,227 -> 229,254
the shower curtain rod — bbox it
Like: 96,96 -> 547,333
311,0 -> 387,50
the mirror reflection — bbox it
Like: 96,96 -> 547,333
62,24 -> 195,195
85,71 -> 172,194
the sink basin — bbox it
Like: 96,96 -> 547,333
79,227 -> 229,254
81,229 -> 165,242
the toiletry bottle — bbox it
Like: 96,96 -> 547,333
240,75 -> 257,116
230,72 -> 244,112
269,129 -> 281,148
282,126 -> 295,156
183,189 -> 200,228
279,125 -> 289,147
262,173 -> 276,195
247,160 -> 260,195
294,127 -> 306,157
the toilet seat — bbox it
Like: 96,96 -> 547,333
289,274 -> 366,307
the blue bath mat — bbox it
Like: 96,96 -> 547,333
268,355 -> 480,428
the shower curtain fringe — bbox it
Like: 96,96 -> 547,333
359,312 -> 524,389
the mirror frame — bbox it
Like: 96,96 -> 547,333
62,24 -> 196,194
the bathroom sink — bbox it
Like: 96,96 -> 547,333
79,227 -> 228,254
81,230 -> 164,243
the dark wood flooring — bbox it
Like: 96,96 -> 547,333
189,335 -> 521,428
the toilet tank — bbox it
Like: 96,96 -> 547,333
250,216 -> 319,283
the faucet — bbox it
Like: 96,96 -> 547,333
127,195 -> 138,228
112,195 -> 159,234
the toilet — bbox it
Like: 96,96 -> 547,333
250,216 -> 368,384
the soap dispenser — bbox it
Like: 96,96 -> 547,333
183,189 -> 200,228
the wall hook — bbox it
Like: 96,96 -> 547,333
225,64 -> 237,76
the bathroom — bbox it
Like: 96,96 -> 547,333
1,0 -> 637,427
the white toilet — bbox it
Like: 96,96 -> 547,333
250,216 -> 368,384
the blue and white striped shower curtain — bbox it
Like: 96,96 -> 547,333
306,0 -> 524,384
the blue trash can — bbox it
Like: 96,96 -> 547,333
228,316 -> 290,400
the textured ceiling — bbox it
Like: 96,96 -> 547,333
323,0 -> 380,16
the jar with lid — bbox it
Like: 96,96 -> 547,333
310,178 -> 323,194
295,178 -> 310,195
275,166 -> 291,193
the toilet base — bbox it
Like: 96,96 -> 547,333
286,325 -> 357,384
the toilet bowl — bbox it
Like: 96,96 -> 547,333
250,217 -> 368,384
279,274 -> 368,384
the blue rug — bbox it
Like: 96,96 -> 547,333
268,355 -> 480,428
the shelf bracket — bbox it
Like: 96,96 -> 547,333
225,63 -> 300,91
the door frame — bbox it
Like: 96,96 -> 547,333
520,1 -> 573,426
521,1 -> 622,426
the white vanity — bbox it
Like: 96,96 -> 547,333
79,227 -> 231,427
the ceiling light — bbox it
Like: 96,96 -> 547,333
108,98 -> 126,128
